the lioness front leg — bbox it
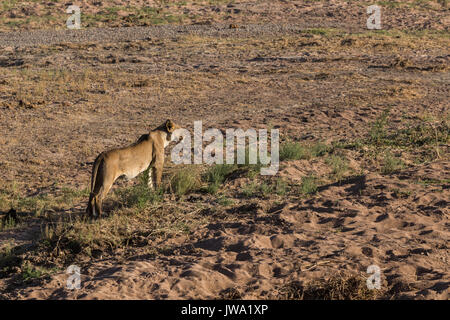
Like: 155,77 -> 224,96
154,154 -> 164,188
147,168 -> 154,190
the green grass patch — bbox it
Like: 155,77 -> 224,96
367,109 -> 449,151
299,176 -> 319,195
240,177 -> 290,198
216,196 -> 234,206
326,155 -> 349,181
0,182 -> 90,218
382,152 -> 405,174
203,164 -> 237,194
0,215 -> 18,231
368,108 -> 391,146
274,178 -> 289,196
21,261 -> 47,282
241,181 -> 259,198
116,169 -> 163,209
415,178 -> 450,186
83,6 -> 187,27
280,141 -> 330,161
0,244 -> 22,278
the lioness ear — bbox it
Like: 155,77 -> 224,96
166,119 -> 174,133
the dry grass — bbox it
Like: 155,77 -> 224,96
280,274 -> 384,300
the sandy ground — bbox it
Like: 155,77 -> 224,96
0,1 -> 449,300
10,165 -> 450,299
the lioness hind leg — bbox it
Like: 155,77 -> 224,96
94,195 -> 102,218
97,179 -> 115,218
86,190 -> 102,218
91,174 -> 115,218
86,193 -> 95,217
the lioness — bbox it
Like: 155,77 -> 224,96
86,119 -> 179,218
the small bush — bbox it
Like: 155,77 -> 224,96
299,176 -> 318,195
240,178 -> 289,198
0,215 -> 17,231
280,141 -> 330,161
0,245 -> 22,278
241,182 -> 259,198
274,178 -> 289,196
117,184 -> 163,209
382,152 -> 404,174
311,143 -> 330,157
115,169 -> 163,209
259,183 -> 272,197
326,155 -> 349,181
21,261 -> 44,282
169,168 -> 201,196
216,196 -> 234,206
369,109 -> 390,145
280,142 -> 308,161
235,146 -> 263,178
204,164 -> 236,194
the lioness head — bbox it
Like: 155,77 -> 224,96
164,119 -> 179,142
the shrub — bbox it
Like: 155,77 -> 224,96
203,164 -> 236,194
280,141 -> 330,161
116,169 -> 163,209
299,176 -> 318,195
326,155 -> 349,181
169,168 -> 201,196
280,142 -> 308,161
382,152 -> 404,174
